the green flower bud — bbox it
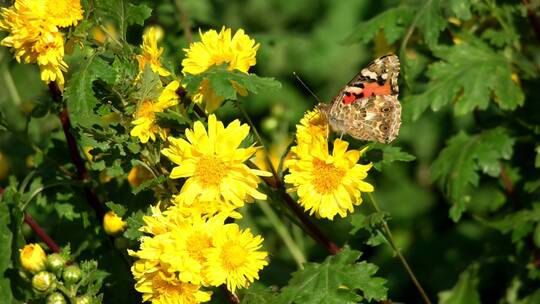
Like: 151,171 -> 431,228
46,253 -> 67,272
62,265 -> 82,285
46,292 -> 67,304
32,271 -> 56,293
73,295 -> 92,304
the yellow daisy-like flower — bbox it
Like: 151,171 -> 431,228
181,27 -> 258,112
161,114 -> 271,209
136,26 -> 171,78
134,270 -> 211,304
182,27 -> 259,75
0,0 -> 80,88
131,80 -> 180,143
205,224 -> 268,293
45,0 -> 83,28
295,108 -> 329,145
285,138 -> 374,220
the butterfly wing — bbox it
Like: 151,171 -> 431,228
324,54 -> 401,143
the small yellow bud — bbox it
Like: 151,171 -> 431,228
103,211 -> 127,236
20,244 -> 47,273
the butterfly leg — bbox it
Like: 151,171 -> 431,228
339,132 -> 344,140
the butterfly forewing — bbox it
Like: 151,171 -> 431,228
322,54 -> 401,144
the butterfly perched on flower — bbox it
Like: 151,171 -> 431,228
318,54 -> 401,143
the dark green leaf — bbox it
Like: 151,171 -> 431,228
407,41 -> 524,119
369,144 -> 416,171
124,210 -> 146,240
416,0 -> 447,47
239,283 -> 276,304
65,55 -> 117,127
273,247 -> 387,304
95,0 -> 152,38
183,65 -> 281,101
105,202 -> 127,217
348,6 -> 414,44
432,128 -> 515,221
0,202 -> 14,303
438,265 -> 481,304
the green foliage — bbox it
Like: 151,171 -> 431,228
183,65 -> 282,101
273,248 -> 387,303
438,265 -> 481,304
432,128 -> 515,221
64,54 -> 117,127
408,41 -> 524,119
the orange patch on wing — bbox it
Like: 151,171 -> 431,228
343,94 -> 357,105
363,82 -> 391,97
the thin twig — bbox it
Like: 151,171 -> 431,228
24,213 -> 61,253
367,193 -> 431,304
49,82 -> 106,222
523,0 -> 540,43
174,0 -> 194,43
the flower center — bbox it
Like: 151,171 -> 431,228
194,155 -> 229,187
311,159 -> 345,194
185,233 -> 213,263
220,242 -> 247,269
136,100 -> 155,119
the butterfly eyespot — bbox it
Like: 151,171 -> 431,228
379,124 -> 389,131
381,107 -> 390,113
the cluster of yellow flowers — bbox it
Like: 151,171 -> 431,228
0,0 -> 83,88
285,109 -> 374,220
129,27 -> 270,303
129,198 -> 268,302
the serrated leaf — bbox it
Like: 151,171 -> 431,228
124,210 -> 145,240
482,204 -> 540,243
449,0 -> 479,20
407,41 -> 524,119
65,54 -> 117,127
416,0 -> 447,47
369,144 -> 416,171
349,5 -> 414,44
273,247 -> 387,304
132,175 -> 167,195
105,202 -> 127,217
95,0 -> 152,38
183,65 -> 281,101
438,265 -> 481,304
350,211 -> 390,247
54,203 -> 81,221
432,128 -> 515,221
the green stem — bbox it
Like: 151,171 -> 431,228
367,192 -> 431,304
257,201 -> 307,268
1,63 -> 22,106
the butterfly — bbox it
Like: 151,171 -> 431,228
317,54 -> 401,143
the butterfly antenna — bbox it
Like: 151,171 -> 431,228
293,72 -> 323,104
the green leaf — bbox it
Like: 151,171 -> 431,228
239,283 -> 276,304
54,203 -> 81,221
273,247 -> 387,304
0,202 -> 14,303
105,202 -> 127,217
183,65 -> 281,101
348,6 -> 415,44
407,40 -> 524,119
482,203 -> 540,243
438,265 -> 481,304
432,128 -> 515,221
535,146 -> 540,168
369,144 -> 416,171
132,175 -> 167,195
416,0 -> 447,47
124,210 -> 146,240
449,0 -> 479,20
65,54 -> 117,127
95,0 -> 152,38
350,211 -> 390,247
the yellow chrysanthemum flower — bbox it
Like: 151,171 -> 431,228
136,26 -> 171,78
161,114 -> 271,209
181,27 -> 259,112
0,0 -> 81,88
131,80 -> 180,143
182,27 -> 259,75
205,224 -> 268,293
19,243 -> 46,273
285,137 -> 374,220
134,270 -> 211,304
295,108 -> 329,145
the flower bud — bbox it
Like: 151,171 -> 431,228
73,295 -> 92,304
46,253 -> 67,273
32,271 -> 56,293
47,292 -> 67,304
103,211 -> 127,236
62,264 -> 82,285
20,244 -> 46,273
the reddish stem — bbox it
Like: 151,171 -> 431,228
24,213 -> 61,253
49,82 -> 106,222
221,286 -> 240,304
523,0 -> 540,43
